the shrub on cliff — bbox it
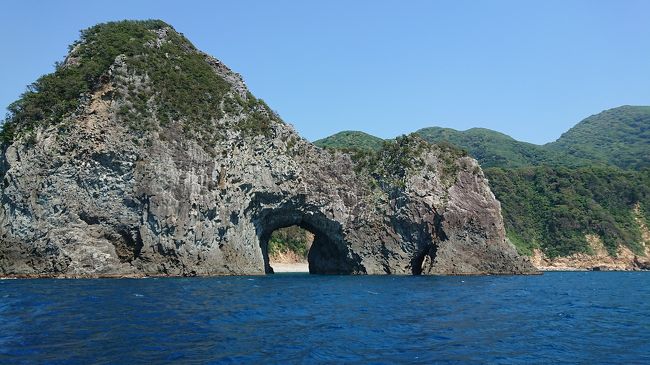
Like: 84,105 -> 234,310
1,20 -> 275,146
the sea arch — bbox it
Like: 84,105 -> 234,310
251,203 -> 365,274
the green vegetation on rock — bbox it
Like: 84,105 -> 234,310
1,19 -> 275,146
351,134 -> 467,193
1,20 -> 167,142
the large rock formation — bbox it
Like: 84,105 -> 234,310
0,20 -> 535,277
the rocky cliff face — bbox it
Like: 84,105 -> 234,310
0,20 -> 535,277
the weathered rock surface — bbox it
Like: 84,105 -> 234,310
0,22 -> 536,277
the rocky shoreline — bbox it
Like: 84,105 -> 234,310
530,229 -> 650,272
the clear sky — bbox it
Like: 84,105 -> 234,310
1,0 -> 648,144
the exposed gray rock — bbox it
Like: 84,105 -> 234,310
0,25 -> 536,277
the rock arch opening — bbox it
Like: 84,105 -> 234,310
267,226 -> 312,273
255,208 -> 365,275
411,244 -> 438,275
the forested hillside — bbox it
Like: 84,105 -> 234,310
314,106 -> 650,258
485,166 -> 650,257
415,127 -> 561,168
547,106 -> 650,170
313,131 -> 384,151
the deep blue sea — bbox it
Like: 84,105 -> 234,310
0,272 -> 648,364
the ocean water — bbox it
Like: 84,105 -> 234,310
0,272 -> 648,364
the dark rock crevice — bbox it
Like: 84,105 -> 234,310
108,228 -> 143,263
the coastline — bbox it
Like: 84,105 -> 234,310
270,262 -> 309,273
3,269 -> 649,279
5,261 -> 650,279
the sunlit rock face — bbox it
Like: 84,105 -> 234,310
0,21 -> 535,277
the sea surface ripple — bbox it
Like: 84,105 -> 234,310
0,272 -> 648,364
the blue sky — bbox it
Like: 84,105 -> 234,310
1,0 -> 648,144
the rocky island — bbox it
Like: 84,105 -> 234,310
0,20 -> 535,277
